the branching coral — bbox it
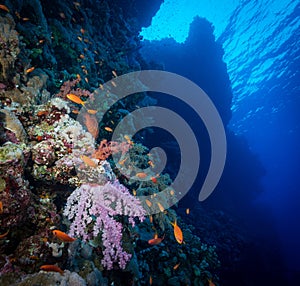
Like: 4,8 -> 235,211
63,180 -> 145,270
92,139 -> 131,161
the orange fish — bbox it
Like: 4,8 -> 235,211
151,177 -> 157,184
111,80 -> 117,87
118,157 -> 128,165
149,215 -> 153,223
186,208 -> 190,215
67,93 -> 85,105
77,36 -> 83,41
79,54 -> 85,59
83,113 -> 98,138
104,126 -> 113,132
0,4 -> 9,12
149,275 -> 153,285
148,233 -> 164,245
87,109 -> 97,115
124,135 -> 134,145
37,110 -> 48,117
208,279 -> 216,286
0,201 -> 3,214
173,262 -> 180,270
40,264 -> 64,275
80,28 -> 85,34
157,202 -> 165,212
148,160 -> 155,168
171,220 -> 183,244
112,70 -> 117,77
145,199 -> 152,207
0,229 -> 9,239
52,230 -> 76,242
72,109 -> 80,114
25,67 -> 35,74
59,12 -> 66,19
81,155 -> 97,168
136,172 -> 147,179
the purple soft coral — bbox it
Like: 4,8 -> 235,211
63,180 -> 145,269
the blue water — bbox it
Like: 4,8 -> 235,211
140,0 -> 300,280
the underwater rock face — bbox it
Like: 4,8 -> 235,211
0,15 -> 20,83
0,109 -> 27,143
15,270 -> 87,286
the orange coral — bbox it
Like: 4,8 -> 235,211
92,139 -> 131,160
83,113 -> 99,138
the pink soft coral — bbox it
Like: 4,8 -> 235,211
63,180 -> 145,269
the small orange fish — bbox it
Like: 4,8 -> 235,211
111,80 -> 117,87
149,215 -> 153,223
118,157 -> 128,165
38,39 -> 45,44
151,177 -> 157,184
80,28 -> 85,34
79,54 -> 85,59
132,189 -> 137,196
40,264 -> 64,275
104,126 -> 113,132
173,262 -> 180,270
186,208 -> 190,215
124,135 -> 134,145
25,67 -> 35,74
52,230 -> 76,242
136,172 -> 147,179
170,190 -> 175,196
59,12 -> 66,19
148,160 -> 155,168
0,4 -> 9,12
145,199 -> 152,207
148,233 -> 164,245
157,202 -> 165,212
66,94 -> 85,105
87,109 -> 97,115
37,110 -> 48,117
22,17 -> 30,21
149,275 -> 153,285
77,36 -> 83,41
0,229 -> 9,239
208,279 -> 216,286
0,201 -> 3,214
81,155 -> 97,168
84,77 -> 89,83
112,70 -> 117,77
171,220 -> 183,244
